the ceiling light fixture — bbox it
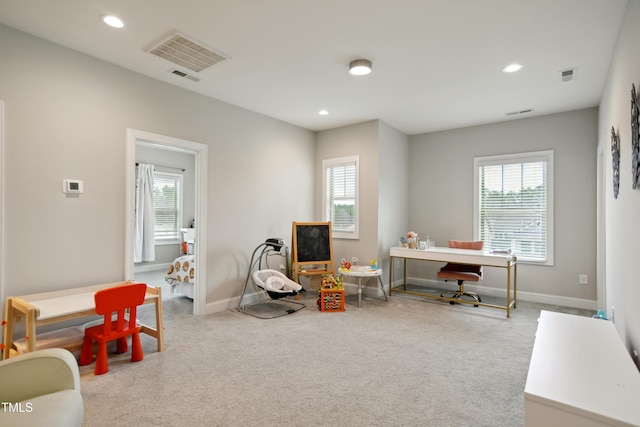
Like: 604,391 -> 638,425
349,59 -> 372,76
502,63 -> 523,73
101,14 -> 125,29
319,110 -> 329,116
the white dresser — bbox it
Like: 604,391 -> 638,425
525,310 -> 640,426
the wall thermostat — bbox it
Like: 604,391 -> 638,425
63,179 -> 83,194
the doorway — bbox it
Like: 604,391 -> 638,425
125,129 -> 208,315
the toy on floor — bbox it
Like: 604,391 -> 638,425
316,274 -> 345,312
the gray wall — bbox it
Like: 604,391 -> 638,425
598,0 -> 640,360
315,120 -> 409,295
377,121 -> 410,287
408,108 -> 598,302
315,121 -> 380,270
0,24 -> 315,310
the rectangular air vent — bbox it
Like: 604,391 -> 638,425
506,108 -> 534,117
170,68 -> 200,82
560,68 -> 577,82
148,32 -> 228,73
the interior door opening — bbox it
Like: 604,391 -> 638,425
125,129 -> 207,316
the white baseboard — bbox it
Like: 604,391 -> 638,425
204,297 -> 238,315
134,263 -> 171,274
203,291 -> 270,315
393,277 -> 597,311
200,277 -> 597,316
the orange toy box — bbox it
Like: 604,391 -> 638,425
316,274 -> 345,312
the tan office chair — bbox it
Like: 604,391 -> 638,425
438,240 -> 483,305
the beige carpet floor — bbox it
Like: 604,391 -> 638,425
78,280 -> 591,427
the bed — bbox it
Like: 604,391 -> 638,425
166,254 -> 196,299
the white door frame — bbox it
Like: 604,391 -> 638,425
125,129 -> 207,315
0,101 -> 5,321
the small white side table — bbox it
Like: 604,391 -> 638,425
339,267 -> 388,307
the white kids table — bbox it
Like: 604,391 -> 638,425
339,266 -> 387,307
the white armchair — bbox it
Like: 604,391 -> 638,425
0,348 -> 84,427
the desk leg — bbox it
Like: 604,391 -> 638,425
506,265 -> 512,318
513,260 -> 517,309
358,278 -> 363,308
403,258 -> 407,290
389,256 -> 394,296
2,298 -> 14,360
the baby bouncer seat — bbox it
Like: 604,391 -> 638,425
237,238 -> 306,319
252,269 -> 302,300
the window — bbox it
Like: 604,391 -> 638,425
323,155 -> 359,239
473,150 -> 554,265
153,172 -> 183,242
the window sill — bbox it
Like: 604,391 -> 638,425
155,239 -> 180,246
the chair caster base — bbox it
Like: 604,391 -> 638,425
442,294 -> 481,307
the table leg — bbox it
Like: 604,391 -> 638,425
154,287 -> 165,352
2,298 -> 14,360
25,309 -> 37,353
378,276 -> 388,301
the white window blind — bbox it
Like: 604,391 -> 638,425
323,156 -> 359,239
474,150 -> 554,265
153,172 -> 183,241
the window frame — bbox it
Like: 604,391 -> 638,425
153,171 -> 183,245
473,150 -> 554,266
322,155 -> 359,240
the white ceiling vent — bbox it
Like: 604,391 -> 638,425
560,68 -> 577,82
169,68 -> 200,82
505,108 -> 534,117
147,32 -> 228,73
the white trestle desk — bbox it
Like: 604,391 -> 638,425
389,246 -> 517,318
3,281 -> 164,360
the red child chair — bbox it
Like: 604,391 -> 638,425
79,282 -> 147,375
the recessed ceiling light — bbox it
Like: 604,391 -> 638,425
319,110 -> 329,116
349,59 -> 372,76
101,14 -> 125,29
502,63 -> 523,73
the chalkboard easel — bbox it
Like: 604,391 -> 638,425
291,221 -> 334,283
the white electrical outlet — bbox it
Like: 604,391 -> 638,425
611,306 -> 615,323
578,274 -> 588,285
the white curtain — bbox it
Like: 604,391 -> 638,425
134,163 -> 156,262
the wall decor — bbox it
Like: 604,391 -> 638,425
612,126 -> 620,199
632,84 -> 639,189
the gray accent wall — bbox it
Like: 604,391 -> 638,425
408,108 -> 598,302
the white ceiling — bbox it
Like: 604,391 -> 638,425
0,0 -> 629,135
